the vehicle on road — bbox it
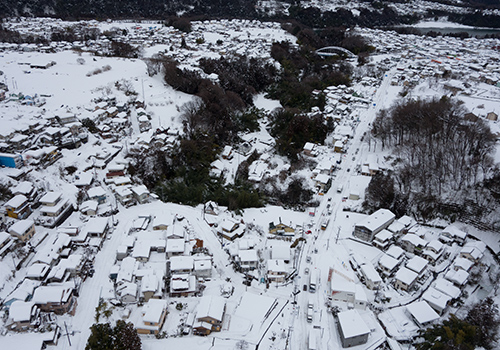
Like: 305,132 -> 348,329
337,185 -> 343,193
307,302 -> 314,323
309,268 -> 318,293
304,267 -> 310,275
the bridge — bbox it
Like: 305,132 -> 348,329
315,46 -> 356,58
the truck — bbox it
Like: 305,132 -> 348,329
309,268 -> 319,293
321,219 -> 330,230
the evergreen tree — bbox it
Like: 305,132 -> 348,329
85,321 -> 141,350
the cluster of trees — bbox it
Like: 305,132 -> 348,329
417,297 -> 500,350
269,108 -> 333,161
86,321 -> 141,350
365,97 -> 498,223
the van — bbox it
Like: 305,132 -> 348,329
306,303 -> 314,323
337,184 -> 343,193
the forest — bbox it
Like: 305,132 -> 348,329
364,98 -> 500,229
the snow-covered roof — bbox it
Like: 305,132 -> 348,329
442,225 -> 467,239
9,219 -> 34,235
445,269 -> 469,285
400,233 -> 427,247
166,238 -> 184,253
422,287 -> 451,312
5,194 -> 28,208
87,186 -> 106,198
453,257 -> 473,271
85,217 -> 109,234
267,259 -> 287,273
196,295 -> 226,322
360,263 -> 382,283
194,258 -> 212,271
379,254 -> 399,271
337,309 -> 370,338
395,267 -> 418,286
406,256 -> 428,274
170,256 -> 194,271
374,229 -> 392,242
433,278 -> 461,299
32,284 -> 72,304
9,300 -> 36,322
386,245 -> 404,260
12,181 -> 34,196
238,249 -> 258,262
356,208 -> 395,232
142,299 -> 167,324
39,191 -> 62,204
406,301 -> 439,325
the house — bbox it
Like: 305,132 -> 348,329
12,181 -> 37,200
204,201 -> 220,216
221,145 -> 233,160
152,217 -> 169,230
0,231 -> 13,256
394,267 -> 418,291
445,268 -> 469,286
237,249 -> 259,271
353,209 -> 396,242
406,256 -> 428,276
80,200 -> 98,216
372,229 -> 393,250
38,192 -> 71,227
400,234 -> 427,255
9,219 -> 35,242
8,301 -> 39,331
386,245 -> 405,260
166,239 -> 185,258
85,217 -> 109,237
359,264 -> 382,290
422,287 -> 451,314
487,111 -> 498,121
337,310 -> 370,348
423,239 -> 444,264
31,284 -> 76,315
117,282 -> 138,303
267,259 -> 288,283
270,244 -> 291,263
115,186 -> 134,206
440,225 -> 467,245
268,222 -> 295,236
378,254 -> 400,276
136,299 -> 168,335
459,241 -> 486,263
406,301 -> 439,327
26,263 -> 51,281
5,194 -> 31,219
131,185 -> 150,204
303,142 -> 318,157
169,274 -> 197,297
193,296 -> 226,335
433,278 -> 461,300
313,173 -> 330,193
453,257 -> 473,272
169,256 -> 194,274
194,258 -> 212,278
87,187 -> 107,204
140,272 -> 163,302
329,267 -> 368,310
218,218 -> 245,241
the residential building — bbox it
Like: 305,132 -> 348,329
337,310 -> 370,348
5,194 -> 31,219
353,209 -> 396,242
9,219 -> 35,242
394,267 -> 418,291
136,299 -> 168,335
193,296 -> 226,335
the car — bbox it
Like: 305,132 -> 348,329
327,197 -> 332,202
347,168 -> 351,172
304,267 -> 310,275
306,256 -> 312,263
